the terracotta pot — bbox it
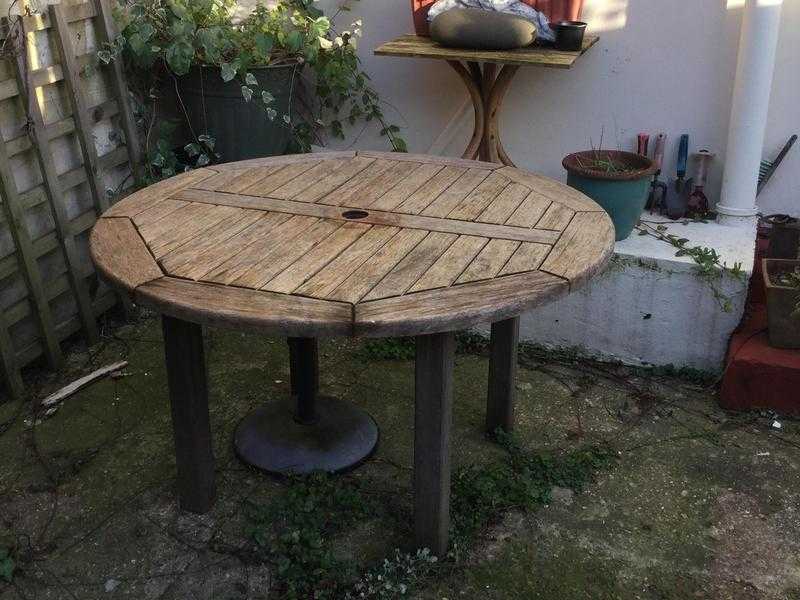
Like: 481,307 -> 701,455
411,0 -> 584,36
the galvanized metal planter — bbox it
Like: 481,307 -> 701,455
178,62 -> 299,163
763,258 -> 800,349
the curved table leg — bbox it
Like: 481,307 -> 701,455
449,61 -> 520,166
447,60 -> 484,161
234,337 -> 379,474
485,64 -> 520,165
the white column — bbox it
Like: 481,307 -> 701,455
717,0 -> 783,227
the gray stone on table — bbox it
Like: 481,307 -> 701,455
430,8 -> 537,50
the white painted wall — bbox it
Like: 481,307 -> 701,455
316,0 -> 799,217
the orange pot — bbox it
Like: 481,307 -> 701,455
411,0 -> 584,36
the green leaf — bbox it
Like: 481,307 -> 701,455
220,62 -> 237,82
261,91 -> 274,105
245,72 -> 258,86
254,32 -> 274,57
184,143 -> 201,157
286,30 -> 303,53
165,40 -> 194,75
241,85 -> 253,102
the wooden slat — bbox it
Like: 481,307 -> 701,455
409,235 -> 488,292
396,166 -> 467,215
212,151 -> 355,172
104,169 -> 218,217
499,242 -> 551,275
292,156 -> 375,203
136,277 -> 352,337
497,167 -> 604,212
229,218 -> 343,289
536,202 -> 575,231
327,228 -> 428,303
319,159 -> 397,206
295,225 -> 399,298
94,0 -> 144,181
369,163 -> 445,211
131,198 -> 187,227
420,169 -> 492,217
174,212 -> 291,281
373,34 -> 599,69
362,231 -> 457,301
477,183 -> 529,224
205,215 -> 319,285
262,222 -> 370,294
21,3 -> 97,32
505,191 -> 552,228
268,159 -> 349,199
13,54 -> 100,345
159,209 -> 264,273
145,204 -> 242,259
456,239 -> 519,284
357,150 -> 498,170
540,212 -> 615,288
342,160 -> 424,209
0,307 -> 24,399
240,161 -> 322,196
355,270 -> 569,337
447,172 -> 509,221
90,217 -> 163,293
48,3 -> 109,213
0,123 -> 63,368
172,188 -> 561,245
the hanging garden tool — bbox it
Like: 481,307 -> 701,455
687,150 -> 715,218
666,134 -> 691,220
647,133 -> 668,212
758,134 -> 797,196
637,133 -> 650,157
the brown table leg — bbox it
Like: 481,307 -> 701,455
162,315 -> 216,513
446,61 -> 520,167
486,316 -> 520,435
414,331 -> 455,557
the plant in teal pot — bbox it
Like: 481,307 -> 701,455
562,150 -> 657,241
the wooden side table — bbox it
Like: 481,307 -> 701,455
90,151 -> 613,556
374,35 -> 599,165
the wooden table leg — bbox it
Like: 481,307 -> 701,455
162,315 -> 216,513
414,331 -> 455,557
446,60 -> 520,166
486,316 -> 520,435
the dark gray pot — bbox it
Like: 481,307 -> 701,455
178,62 -> 298,163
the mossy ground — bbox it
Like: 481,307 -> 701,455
1,311 -> 799,599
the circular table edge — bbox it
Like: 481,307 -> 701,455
89,151 -> 616,338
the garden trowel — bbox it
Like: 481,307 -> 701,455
666,134 -> 691,220
647,133 -> 667,212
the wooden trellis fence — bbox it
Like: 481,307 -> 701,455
0,0 -> 140,400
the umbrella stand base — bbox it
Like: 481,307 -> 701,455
234,396 -> 379,475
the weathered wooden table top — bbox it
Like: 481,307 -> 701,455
90,151 -> 614,338
374,34 -> 599,68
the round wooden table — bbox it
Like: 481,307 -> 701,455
90,151 -> 614,556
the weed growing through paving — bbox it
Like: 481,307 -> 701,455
245,435 -> 614,598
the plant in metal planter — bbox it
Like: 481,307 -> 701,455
763,259 -> 800,349
562,149 -> 657,241
100,0 -> 406,181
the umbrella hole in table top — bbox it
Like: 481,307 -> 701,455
90,149 -> 613,557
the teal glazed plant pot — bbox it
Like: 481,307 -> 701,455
562,150 -> 657,241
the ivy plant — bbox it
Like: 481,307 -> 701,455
100,0 -> 406,181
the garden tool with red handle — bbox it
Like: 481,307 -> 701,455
647,133 -> 668,212
687,150 -> 714,218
